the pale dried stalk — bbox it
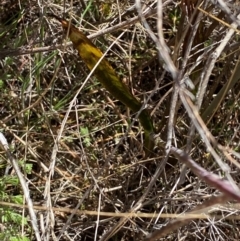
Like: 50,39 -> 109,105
0,133 -> 41,241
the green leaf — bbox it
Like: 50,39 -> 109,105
80,127 -> 91,147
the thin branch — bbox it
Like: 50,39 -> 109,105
170,147 -> 240,201
144,145 -> 240,241
144,194 -> 231,241
0,133 -> 41,241
0,6 -> 158,59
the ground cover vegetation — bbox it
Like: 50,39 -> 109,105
0,0 -> 240,240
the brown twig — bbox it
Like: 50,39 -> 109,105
170,147 -> 240,201
144,194 -> 231,241
0,7 -> 157,59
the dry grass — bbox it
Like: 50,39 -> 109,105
0,0 -> 240,240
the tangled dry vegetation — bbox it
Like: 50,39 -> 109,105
0,0 -> 240,240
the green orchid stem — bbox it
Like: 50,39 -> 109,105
58,18 -> 155,155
